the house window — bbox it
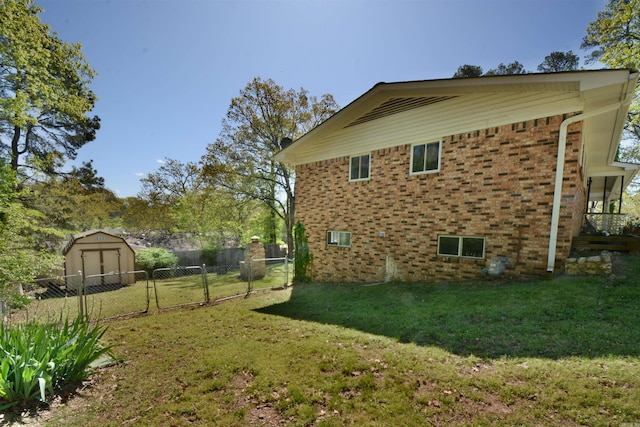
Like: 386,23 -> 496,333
327,231 -> 352,248
350,154 -> 370,181
411,141 -> 441,174
437,235 -> 485,259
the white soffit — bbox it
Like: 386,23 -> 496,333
275,70 -> 637,165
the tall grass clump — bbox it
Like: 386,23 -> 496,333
0,318 -> 112,409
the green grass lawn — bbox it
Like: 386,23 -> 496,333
14,254 -> 640,426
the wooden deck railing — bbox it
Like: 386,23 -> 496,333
572,235 -> 640,252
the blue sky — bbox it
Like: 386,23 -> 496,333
36,0 -> 608,198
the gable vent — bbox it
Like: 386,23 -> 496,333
344,96 -> 457,128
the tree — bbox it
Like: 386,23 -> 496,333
0,156 -> 63,288
485,61 -> 527,76
121,197 -> 173,235
537,51 -> 580,72
452,61 -> 527,78
582,0 -> 640,143
24,177 -> 121,232
452,65 -> 483,78
201,77 -> 339,253
65,160 -> 105,192
0,0 -> 99,176
136,158 -> 257,245
20,160 -> 121,232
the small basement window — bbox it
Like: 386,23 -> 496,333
327,231 -> 352,248
411,141 -> 441,174
437,235 -> 485,259
350,154 -> 370,181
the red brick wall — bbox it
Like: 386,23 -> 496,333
295,114 -> 585,283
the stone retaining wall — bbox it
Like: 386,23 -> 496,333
565,251 -> 612,275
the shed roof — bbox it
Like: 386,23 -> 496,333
62,229 -> 132,255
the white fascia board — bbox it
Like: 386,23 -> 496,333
275,70 -> 637,165
284,92 -> 583,165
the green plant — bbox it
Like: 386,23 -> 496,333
293,221 -> 312,283
0,318 -> 112,409
135,247 -> 179,273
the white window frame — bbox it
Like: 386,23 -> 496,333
410,140 -> 442,175
349,154 -> 371,182
327,230 -> 352,248
437,235 -> 486,259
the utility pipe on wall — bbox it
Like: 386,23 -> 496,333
546,103 -> 622,272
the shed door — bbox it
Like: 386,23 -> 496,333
82,249 -> 121,285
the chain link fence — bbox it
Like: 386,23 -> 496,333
81,270 -> 150,320
2,257 -> 293,324
2,274 -> 83,323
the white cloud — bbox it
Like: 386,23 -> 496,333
135,172 -> 144,177
156,159 -> 165,164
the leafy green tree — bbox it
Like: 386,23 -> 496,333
50,180 -> 120,231
485,61 -> 527,76
0,157 -> 62,289
0,0 -> 100,175
21,161 -> 121,232
201,77 -> 339,252
582,0 -> 640,143
453,61 -> 527,78
139,158 -> 203,204
452,64 -> 483,78
136,158 -> 259,247
65,160 -> 105,193
537,51 -> 580,72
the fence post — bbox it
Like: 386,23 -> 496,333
77,270 -> 85,321
246,259 -> 253,296
202,264 -> 210,303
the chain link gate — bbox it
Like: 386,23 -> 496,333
153,265 -> 209,309
245,257 -> 292,295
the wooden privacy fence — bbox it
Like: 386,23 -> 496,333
571,235 -> 640,252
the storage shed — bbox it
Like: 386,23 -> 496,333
63,230 -> 136,289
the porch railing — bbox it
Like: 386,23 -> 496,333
584,213 -> 628,235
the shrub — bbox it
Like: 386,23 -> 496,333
0,319 -> 113,409
293,222 -> 313,283
135,247 -> 178,273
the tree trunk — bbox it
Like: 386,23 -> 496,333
286,192 -> 295,259
10,126 -> 21,171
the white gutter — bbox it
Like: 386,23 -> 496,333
546,103 -> 622,272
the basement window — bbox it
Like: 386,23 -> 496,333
411,141 -> 441,174
350,154 -> 370,181
437,235 -> 485,259
327,231 -> 352,248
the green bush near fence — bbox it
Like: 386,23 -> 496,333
135,247 -> 178,273
0,318 -> 113,410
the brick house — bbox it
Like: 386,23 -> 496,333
275,70 -> 639,282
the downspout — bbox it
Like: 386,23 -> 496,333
546,103 -> 622,272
